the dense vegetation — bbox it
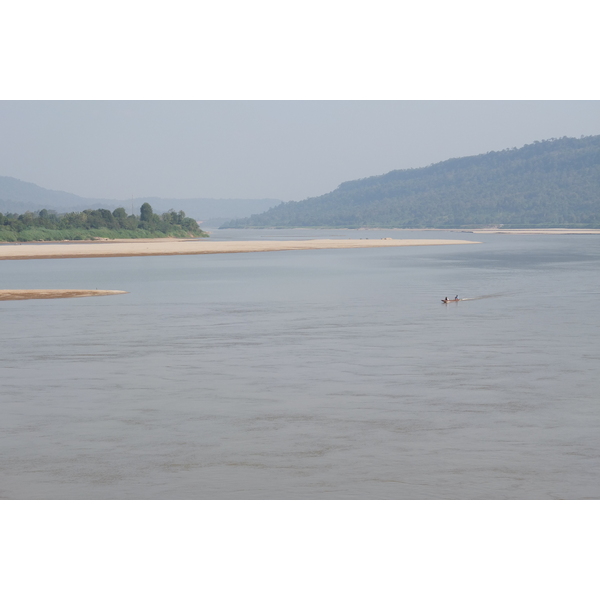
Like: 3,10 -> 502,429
0,203 -> 208,242
222,135 -> 600,229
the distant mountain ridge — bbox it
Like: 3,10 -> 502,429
222,135 -> 600,229
0,176 -> 88,208
0,176 -> 281,221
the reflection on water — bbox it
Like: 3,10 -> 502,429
0,230 -> 599,498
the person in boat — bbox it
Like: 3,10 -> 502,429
455,295 -> 459,301
444,297 -> 448,302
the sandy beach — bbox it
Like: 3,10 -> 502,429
0,289 -> 128,301
0,238 -> 479,261
469,228 -> 600,235
353,228 -> 600,235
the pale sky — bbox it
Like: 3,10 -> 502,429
1,101 -> 598,203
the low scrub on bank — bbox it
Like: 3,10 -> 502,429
0,228 -> 200,242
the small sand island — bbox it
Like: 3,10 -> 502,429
0,289 -> 128,301
0,237 -> 479,261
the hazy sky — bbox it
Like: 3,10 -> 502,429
1,101 -> 599,202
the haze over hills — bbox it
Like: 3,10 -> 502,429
134,198 -> 282,227
0,176 -> 280,223
222,135 -> 600,229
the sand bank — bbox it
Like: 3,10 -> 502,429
473,229 -> 600,235
0,238 -> 478,261
0,289 -> 128,301
349,228 -> 600,234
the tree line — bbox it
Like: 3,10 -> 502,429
0,202 -> 208,241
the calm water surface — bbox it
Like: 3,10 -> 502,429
1,229 -> 599,498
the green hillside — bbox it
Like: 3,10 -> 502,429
222,135 -> 600,229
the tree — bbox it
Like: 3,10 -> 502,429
140,202 -> 153,222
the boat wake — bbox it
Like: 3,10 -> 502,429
459,293 -> 505,302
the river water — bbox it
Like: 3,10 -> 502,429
1,229 -> 599,498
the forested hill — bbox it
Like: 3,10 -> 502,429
222,135 -> 600,229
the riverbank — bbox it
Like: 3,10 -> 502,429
218,227 -> 600,234
0,238 -> 479,260
344,228 -> 600,235
469,228 -> 600,235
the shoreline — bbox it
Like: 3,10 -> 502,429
0,238 -> 479,261
217,227 -> 600,234
361,228 -> 600,235
0,289 -> 128,301
456,228 -> 600,235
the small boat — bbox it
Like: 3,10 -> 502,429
441,298 -> 461,304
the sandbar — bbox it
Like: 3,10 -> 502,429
0,238 -> 479,261
0,289 -> 128,301
473,228 -> 600,235
395,228 -> 600,235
